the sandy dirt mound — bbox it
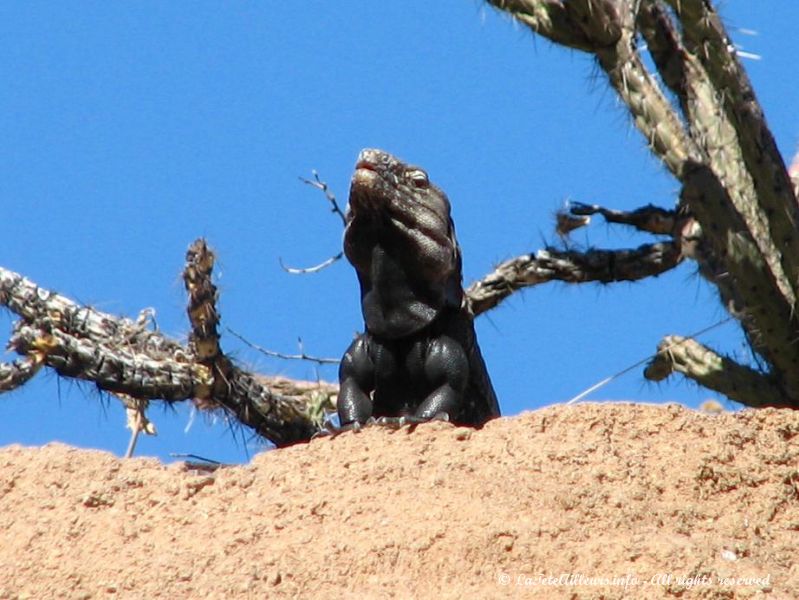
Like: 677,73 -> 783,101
1,403 -> 797,599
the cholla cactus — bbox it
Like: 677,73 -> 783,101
485,0 -> 799,408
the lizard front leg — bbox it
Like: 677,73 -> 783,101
337,335 -> 376,426
414,334 -> 468,421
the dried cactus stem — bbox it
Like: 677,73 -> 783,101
0,354 -> 47,393
181,239 -> 320,445
0,248 -> 328,447
568,202 -> 677,235
183,239 -> 226,403
466,241 -> 681,316
11,323 -> 203,400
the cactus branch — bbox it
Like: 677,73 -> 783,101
666,0 -> 799,300
679,163 -> 799,399
645,335 -> 790,408
466,241 -> 681,316
640,0 -> 796,309
0,352 -> 47,393
486,0 -> 601,52
568,202 -> 677,235
484,0 -> 799,407
488,0 -> 694,177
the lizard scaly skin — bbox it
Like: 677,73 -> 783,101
337,149 -> 500,427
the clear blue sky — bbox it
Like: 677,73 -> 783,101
1,2 -> 797,463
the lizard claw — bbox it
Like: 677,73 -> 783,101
313,417 -> 377,439
315,413 -> 450,438
374,412 -> 450,429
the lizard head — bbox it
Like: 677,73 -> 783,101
345,148 -> 463,338
348,148 -> 449,224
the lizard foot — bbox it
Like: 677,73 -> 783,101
312,417 -> 378,439
373,412 -> 450,430
315,413 -> 449,438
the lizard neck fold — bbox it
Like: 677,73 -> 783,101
345,148 -> 463,338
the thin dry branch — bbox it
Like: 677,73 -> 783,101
280,171 -> 347,274
227,327 -> 339,365
279,253 -> 343,275
118,393 -> 156,459
299,170 -> 347,227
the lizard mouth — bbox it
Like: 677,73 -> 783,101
351,160 -> 381,192
354,159 -> 376,172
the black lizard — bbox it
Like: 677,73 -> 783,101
337,148 -> 500,428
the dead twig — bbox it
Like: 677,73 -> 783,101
226,327 -> 340,365
299,170 -> 347,226
280,170 -> 347,274
278,253 -> 343,275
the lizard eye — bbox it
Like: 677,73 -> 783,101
407,169 -> 429,188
